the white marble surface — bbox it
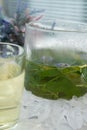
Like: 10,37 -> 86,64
11,89 -> 87,130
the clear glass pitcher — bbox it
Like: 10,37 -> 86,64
24,21 -> 87,100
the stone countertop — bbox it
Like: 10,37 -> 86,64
11,89 -> 87,130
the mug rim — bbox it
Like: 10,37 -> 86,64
26,20 -> 87,33
0,42 -> 24,57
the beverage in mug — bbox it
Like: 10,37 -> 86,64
0,43 -> 25,129
25,49 -> 87,99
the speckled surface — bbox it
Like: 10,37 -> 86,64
10,89 -> 87,130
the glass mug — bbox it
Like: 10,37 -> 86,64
0,43 -> 25,129
24,21 -> 87,100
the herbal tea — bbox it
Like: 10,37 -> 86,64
25,49 -> 87,100
0,43 -> 25,129
0,62 -> 24,128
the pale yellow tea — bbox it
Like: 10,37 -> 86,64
0,62 -> 24,128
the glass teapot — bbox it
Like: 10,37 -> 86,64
24,20 -> 87,100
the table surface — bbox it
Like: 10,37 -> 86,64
10,89 -> 87,130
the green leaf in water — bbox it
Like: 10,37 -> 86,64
25,61 -> 87,100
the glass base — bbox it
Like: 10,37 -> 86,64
0,120 -> 17,130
